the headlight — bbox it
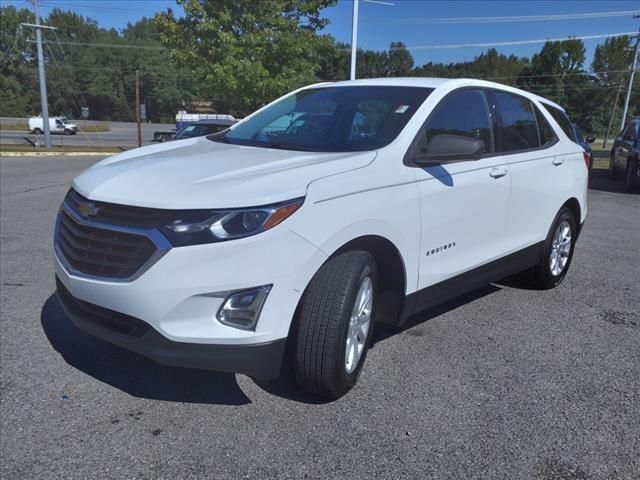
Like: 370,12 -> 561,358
160,198 -> 303,246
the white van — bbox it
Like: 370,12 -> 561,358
28,116 -> 78,135
53,78 -> 588,398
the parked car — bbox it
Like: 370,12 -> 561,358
173,119 -> 236,140
28,116 -> 77,135
153,112 -> 236,142
53,78 -> 588,399
573,123 -> 595,181
609,117 -> 640,192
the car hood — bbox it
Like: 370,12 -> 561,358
73,136 -> 376,209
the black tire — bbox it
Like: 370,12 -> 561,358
33,128 -> 43,135
63,128 -> 72,136
294,251 -> 377,399
608,150 -> 617,179
624,157 -> 639,193
531,207 -> 577,289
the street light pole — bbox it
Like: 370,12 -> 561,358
33,0 -> 51,148
349,0 -> 395,81
620,19 -> 640,130
350,0 -> 359,80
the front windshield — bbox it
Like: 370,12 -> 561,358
211,86 -> 433,152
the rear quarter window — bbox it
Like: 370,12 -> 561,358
542,104 -> 576,142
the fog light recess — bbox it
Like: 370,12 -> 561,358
216,285 -> 272,331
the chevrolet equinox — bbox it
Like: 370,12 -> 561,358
54,78 -> 588,399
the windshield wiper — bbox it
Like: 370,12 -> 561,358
265,142 -> 315,152
208,132 -> 230,143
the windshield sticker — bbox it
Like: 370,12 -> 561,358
395,105 -> 409,114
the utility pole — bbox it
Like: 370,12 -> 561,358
349,0 -> 395,81
135,69 -> 142,148
350,0 -> 359,80
24,0 -> 52,148
620,17 -> 640,131
602,84 -> 623,149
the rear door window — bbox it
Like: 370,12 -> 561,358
493,90 -> 540,152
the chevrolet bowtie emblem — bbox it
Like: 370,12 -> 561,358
78,201 -> 101,217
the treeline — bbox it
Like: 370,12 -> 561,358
1,2 -> 637,135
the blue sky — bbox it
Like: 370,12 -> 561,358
26,0 -> 640,68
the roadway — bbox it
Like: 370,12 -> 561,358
1,155 -> 639,479
0,118 -> 175,148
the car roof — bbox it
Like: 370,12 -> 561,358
306,77 -> 566,112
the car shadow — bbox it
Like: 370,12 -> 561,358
589,168 -> 635,194
371,283 -> 502,344
41,294 -> 251,406
254,283 -> 504,403
41,280 -> 523,405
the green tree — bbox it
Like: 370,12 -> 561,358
155,0 -> 336,113
0,5 -> 37,117
412,48 -> 527,84
387,42 -> 413,76
517,39 -> 586,107
592,35 -> 636,138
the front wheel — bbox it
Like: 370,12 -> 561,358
294,251 -> 377,399
531,207 -> 577,289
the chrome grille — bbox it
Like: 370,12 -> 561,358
56,210 -> 158,279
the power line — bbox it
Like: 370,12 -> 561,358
38,62 -> 633,81
35,32 -> 636,54
394,10 -> 640,24
39,39 -> 164,50
39,1 -> 154,15
403,32 -> 637,50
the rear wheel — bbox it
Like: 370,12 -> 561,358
530,207 -> 577,289
294,251 -> 377,399
624,157 -> 639,192
33,128 -> 43,135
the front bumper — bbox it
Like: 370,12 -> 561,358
53,208 -> 328,377
55,276 -> 286,379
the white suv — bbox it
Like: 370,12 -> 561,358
54,78 -> 588,398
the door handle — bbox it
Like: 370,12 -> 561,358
552,157 -> 564,166
489,167 -> 508,179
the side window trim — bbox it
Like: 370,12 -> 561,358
403,86 -> 495,166
532,102 -> 559,148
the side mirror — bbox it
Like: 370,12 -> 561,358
585,136 -> 595,144
413,134 -> 486,165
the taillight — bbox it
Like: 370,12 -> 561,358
583,152 -> 591,169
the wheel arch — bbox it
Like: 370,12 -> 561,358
562,197 -> 581,223
290,234 -> 408,331
331,235 -> 407,326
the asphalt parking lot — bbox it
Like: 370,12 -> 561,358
1,155 -> 638,479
